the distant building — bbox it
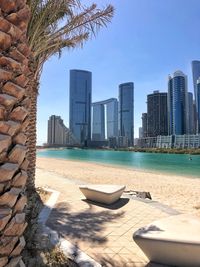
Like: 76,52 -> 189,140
69,69 -> 92,146
92,102 -> 105,141
192,61 -> 200,106
47,115 -> 76,146
118,136 -> 129,148
168,71 -> 189,135
193,101 -> 197,134
119,82 -> 134,146
191,61 -> 200,132
138,134 -> 200,149
108,136 -> 118,148
142,113 -> 148,137
139,127 -> 143,138
92,98 -> 118,141
147,90 -> 168,137
197,78 -> 200,133
188,92 -> 195,134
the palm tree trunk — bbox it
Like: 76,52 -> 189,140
0,1 -> 30,266
26,82 -> 37,193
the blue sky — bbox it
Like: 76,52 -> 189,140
37,0 -> 200,145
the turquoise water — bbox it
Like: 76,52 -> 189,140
37,149 -> 200,178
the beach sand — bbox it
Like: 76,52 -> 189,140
36,157 -> 200,215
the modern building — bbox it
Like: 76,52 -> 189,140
192,61 -> 200,104
168,71 -> 189,135
138,134 -> 200,149
188,92 -> 195,134
92,102 -> 105,141
119,82 -> 134,146
69,69 -> 92,146
193,101 -> 197,134
139,127 -> 143,138
147,90 -> 168,137
47,115 -> 76,146
142,113 -> 148,137
92,98 -> 118,141
197,78 -> 200,133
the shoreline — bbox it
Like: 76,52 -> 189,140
36,156 -> 200,215
37,155 -> 200,179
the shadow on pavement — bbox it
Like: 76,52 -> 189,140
82,197 -> 130,210
46,201 -> 125,244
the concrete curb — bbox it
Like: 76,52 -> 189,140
38,187 -> 102,267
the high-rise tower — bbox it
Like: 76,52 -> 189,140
147,90 -> 168,137
141,113 -> 147,137
119,82 -> 134,146
69,69 -> 92,146
168,71 -> 189,135
192,61 -> 200,104
197,78 -> 200,133
92,98 -> 118,141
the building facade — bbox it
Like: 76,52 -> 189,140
92,102 -> 105,141
188,92 -> 195,134
192,61 -> 200,105
69,69 -> 92,146
92,98 -> 118,141
197,78 -> 200,133
47,115 -> 76,146
168,71 -> 188,135
139,134 -> 200,149
139,127 -> 143,138
142,113 -> 148,137
147,90 -> 168,137
119,82 -> 134,146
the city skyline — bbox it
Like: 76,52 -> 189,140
37,0 -> 200,145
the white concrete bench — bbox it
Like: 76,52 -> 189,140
133,214 -> 200,267
79,184 -> 126,205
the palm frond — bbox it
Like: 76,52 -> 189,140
27,0 -> 114,80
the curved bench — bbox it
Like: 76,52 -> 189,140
133,214 -> 200,267
79,184 -> 126,205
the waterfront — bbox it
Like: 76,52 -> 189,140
37,148 -> 200,178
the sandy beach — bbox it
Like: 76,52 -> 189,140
36,157 -> 200,215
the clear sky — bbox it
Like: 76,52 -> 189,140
37,0 -> 200,145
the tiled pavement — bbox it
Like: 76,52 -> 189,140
36,169 -> 171,267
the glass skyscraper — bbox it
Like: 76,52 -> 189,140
92,98 -> 118,141
69,69 -> 92,146
192,61 -> 200,104
188,92 -> 195,134
119,82 -> 134,146
192,61 -> 200,133
168,71 -> 188,135
197,78 -> 200,134
147,91 -> 168,137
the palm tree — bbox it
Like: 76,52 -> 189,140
26,0 -> 114,192
0,1 -> 30,266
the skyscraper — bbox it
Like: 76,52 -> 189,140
168,71 -> 189,135
69,69 -> 92,146
147,91 -> 168,137
192,60 -> 200,104
92,102 -> 105,141
139,127 -> 143,138
188,92 -> 194,134
142,113 -> 147,137
92,98 -> 118,141
119,82 -> 134,146
47,115 -> 76,146
197,78 -> 200,133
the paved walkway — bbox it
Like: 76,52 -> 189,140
36,168 -> 172,267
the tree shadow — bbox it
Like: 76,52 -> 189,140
82,197 -> 130,210
46,201 -> 125,244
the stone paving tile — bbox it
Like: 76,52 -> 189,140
41,181 -> 169,267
